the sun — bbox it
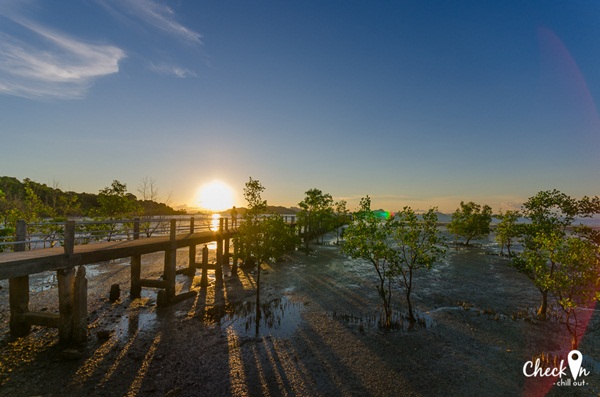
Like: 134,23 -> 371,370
196,180 -> 234,212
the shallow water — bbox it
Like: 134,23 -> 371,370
224,296 -> 304,337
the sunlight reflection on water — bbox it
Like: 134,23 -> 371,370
223,297 -> 304,338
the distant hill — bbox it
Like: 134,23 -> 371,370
0,176 -> 184,217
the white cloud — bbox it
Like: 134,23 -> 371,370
97,0 -> 202,44
0,19 -> 125,99
0,0 -> 200,99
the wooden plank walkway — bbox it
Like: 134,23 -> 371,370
0,218 -> 239,344
0,229 -> 235,280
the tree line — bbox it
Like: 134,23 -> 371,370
0,176 -> 184,223
232,180 -> 599,349
0,176 -> 184,246
341,190 -> 600,349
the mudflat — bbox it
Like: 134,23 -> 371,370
0,234 -> 598,396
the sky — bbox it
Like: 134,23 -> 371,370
1,1 -> 600,213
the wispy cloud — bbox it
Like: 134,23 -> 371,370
95,0 -> 202,79
0,19 -> 125,99
96,0 -> 202,44
0,0 -> 200,99
148,62 -> 196,78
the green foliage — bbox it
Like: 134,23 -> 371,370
0,189 -> 12,225
513,189 -> 600,322
448,201 -> 492,245
527,232 -> 600,348
86,181 -> 141,241
0,176 -> 182,223
237,177 -> 297,266
390,207 -> 446,324
343,198 -> 446,328
494,210 -> 522,256
297,188 -> 334,246
334,200 -> 351,244
0,226 -> 15,252
94,180 -> 140,219
342,196 -> 396,327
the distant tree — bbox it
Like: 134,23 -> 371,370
334,200 -> 350,244
57,193 -> 81,218
95,180 -> 140,219
88,180 -> 141,241
237,177 -> 297,266
0,189 -> 13,225
137,176 -> 160,202
342,196 -> 395,328
390,207 -> 446,325
0,190 -> 15,251
0,175 -> 181,222
448,201 -> 492,245
297,188 -> 334,248
513,189 -> 600,320
25,183 -> 51,221
494,210 -> 522,256
236,177 -> 298,334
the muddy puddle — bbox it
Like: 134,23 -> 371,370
221,296 -> 304,337
331,308 -> 435,332
110,295 -> 305,341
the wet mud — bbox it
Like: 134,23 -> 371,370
0,233 -> 598,396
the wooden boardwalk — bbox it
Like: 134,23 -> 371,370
0,229 -> 234,280
0,218 -> 238,344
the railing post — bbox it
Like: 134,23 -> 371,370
9,220 -> 30,336
170,218 -> 177,241
131,218 -> 142,299
133,218 -> 140,240
64,221 -> 75,255
15,220 -> 26,252
188,217 -> 196,276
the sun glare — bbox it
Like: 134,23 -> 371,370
196,181 -> 234,212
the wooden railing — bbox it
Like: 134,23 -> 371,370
0,214 -> 298,252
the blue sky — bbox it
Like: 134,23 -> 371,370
1,1 -> 600,212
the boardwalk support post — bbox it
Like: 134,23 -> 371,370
224,218 -> 230,267
158,219 -> 177,307
216,218 -> 224,284
9,220 -> 30,336
57,267 -> 75,343
200,245 -> 208,287
73,265 -> 88,343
